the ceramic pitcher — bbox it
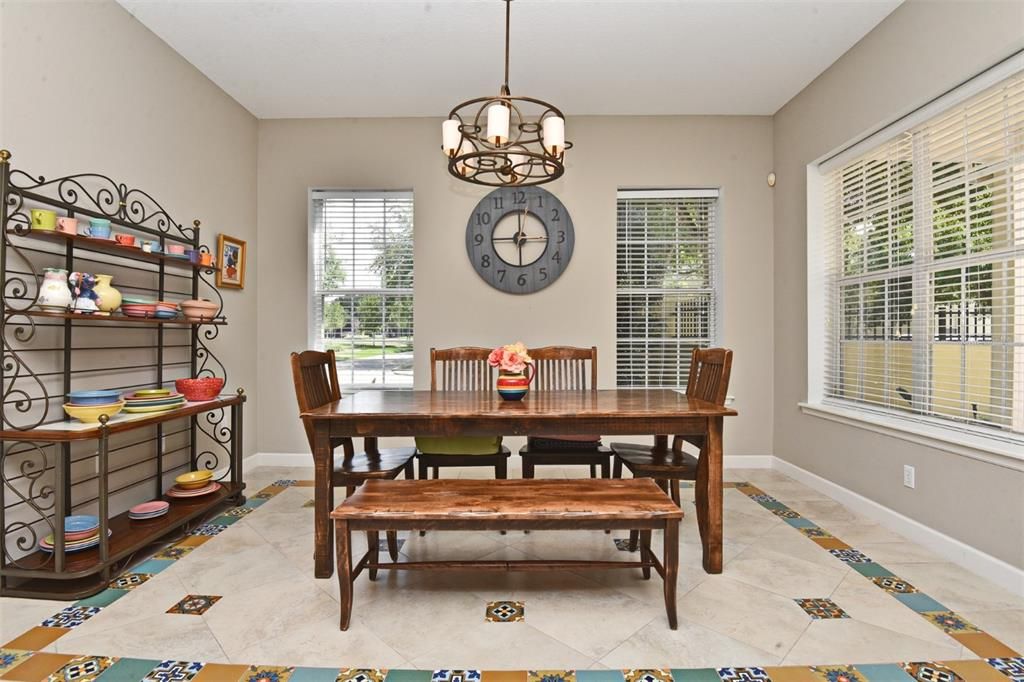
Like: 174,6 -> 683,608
93,274 -> 122,313
496,367 -> 534,401
37,268 -> 72,310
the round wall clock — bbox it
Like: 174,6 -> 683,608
465,186 -> 574,294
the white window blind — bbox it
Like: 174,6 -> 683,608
822,71 -> 1024,440
310,190 -> 414,387
616,189 -> 719,388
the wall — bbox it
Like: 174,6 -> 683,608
257,115 -> 774,456
0,1 -> 258,516
773,0 -> 1024,568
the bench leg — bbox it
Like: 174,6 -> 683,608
640,530 -> 652,580
386,530 -> 399,561
664,519 -> 679,630
367,531 -> 379,580
336,519 -> 353,630
628,530 -> 639,552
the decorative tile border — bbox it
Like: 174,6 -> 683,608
485,600 -> 525,623
166,594 -> 222,616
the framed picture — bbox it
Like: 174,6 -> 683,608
216,234 -> 246,289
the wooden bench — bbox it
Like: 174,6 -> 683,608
330,478 -> 684,630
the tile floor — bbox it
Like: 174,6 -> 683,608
0,463 -> 1022,681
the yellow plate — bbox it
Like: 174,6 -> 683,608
134,388 -> 171,397
175,471 -> 213,487
122,401 -> 185,414
63,401 -> 125,423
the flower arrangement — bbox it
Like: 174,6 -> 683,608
487,341 -> 533,374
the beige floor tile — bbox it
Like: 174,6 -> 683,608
676,575 -> 811,657
724,546 -> 849,599
56,611 -> 231,662
957,608 -> 1024,652
854,541 -> 944,565
0,598 -> 68,644
781,618 -> 962,664
58,572 -> 191,637
744,524 -> 847,571
751,481 -> 833,503
405,624 -> 594,670
598,616 -> 783,667
784,499 -> 873,526
813,522 -> 909,546
165,539 -> 305,596
400,529 -> 511,561
884,562 -> 1024,613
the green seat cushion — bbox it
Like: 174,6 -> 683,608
415,436 -> 503,455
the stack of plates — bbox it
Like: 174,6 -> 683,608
129,500 -> 169,520
39,515 -> 110,553
123,389 -> 186,414
166,470 -> 221,498
154,301 -> 179,320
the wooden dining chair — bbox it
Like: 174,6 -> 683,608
415,347 -> 510,480
520,346 -> 611,478
610,347 -> 733,550
291,349 -> 416,567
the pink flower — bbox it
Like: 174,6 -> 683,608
487,348 -> 504,367
488,342 -> 534,373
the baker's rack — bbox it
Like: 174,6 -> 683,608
0,149 -> 245,599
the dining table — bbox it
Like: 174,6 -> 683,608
301,388 -> 738,579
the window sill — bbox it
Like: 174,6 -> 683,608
798,402 -> 1024,471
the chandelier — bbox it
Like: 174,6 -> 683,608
441,0 -> 572,187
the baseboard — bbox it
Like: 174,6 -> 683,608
772,456 -> 1024,598
244,451 -> 775,470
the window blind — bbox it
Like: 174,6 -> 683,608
310,190 -> 414,387
821,71 -> 1024,439
616,189 -> 719,388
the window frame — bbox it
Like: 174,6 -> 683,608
307,188 -> 415,390
805,55 -> 1024,463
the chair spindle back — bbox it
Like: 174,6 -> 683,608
529,346 -> 597,391
429,347 -> 495,392
685,348 -> 733,406
290,349 -> 342,453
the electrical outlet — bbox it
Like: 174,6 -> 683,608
903,464 -> 915,489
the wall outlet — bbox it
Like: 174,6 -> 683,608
903,464 -> 915,489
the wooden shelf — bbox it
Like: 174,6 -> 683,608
12,228 -> 201,270
5,307 -> 226,326
0,394 -> 245,442
0,482 -> 244,599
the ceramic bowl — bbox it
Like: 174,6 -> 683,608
175,470 -> 213,489
179,299 -> 219,322
175,377 -> 224,401
63,401 -> 124,423
67,389 -> 123,406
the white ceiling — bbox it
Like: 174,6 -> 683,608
117,0 -> 901,119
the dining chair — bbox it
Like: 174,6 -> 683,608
610,347 -> 733,550
291,349 -> 417,567
415,346 -> 510,480
520,345 -> 611,478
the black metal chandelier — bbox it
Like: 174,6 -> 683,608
441,0 -> 572,187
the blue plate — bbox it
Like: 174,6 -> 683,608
67,390 -> 123,406
65,514 -> 100,533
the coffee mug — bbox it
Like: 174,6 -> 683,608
143,241 -> 161,253
186,249 -> 200,264
114,233 -> 135,247
30,209 -> 57,231
199,252 -> 213,267
57,217 -> 78,235
167,244 -> 186,255
88,218 -> 111,239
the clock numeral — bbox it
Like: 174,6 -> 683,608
513,190 -> 526,205
475,212 -> 491,226
517,273 -> 528,286
557,230 -> 565,244
539,267 -> 548,281
535,195 -> 545,208
492,196 -> 504,210
481,254 -> 491,268
473,233 -> 484,245
550,207 -> 561,222
497,269 -> 506,282
551,251 -> 562,264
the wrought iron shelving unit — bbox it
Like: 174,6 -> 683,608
0,149 -> 245,599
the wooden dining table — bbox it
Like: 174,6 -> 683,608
301,388 -> 738,579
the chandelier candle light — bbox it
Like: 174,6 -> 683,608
441,0 -> 572,187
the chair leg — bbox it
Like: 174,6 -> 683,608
670,479 -> 681,506
589,463 -> 597,478
522,457 -> 534,479
628,529 -> 639,552
432,466 -> 440,479
386,530 -> 399,561
640,530 -> 652,579
366,531 -> 379,581
496,457 -> 508,534
404,460 -> 414,479
612,456 -> 623,479
600,459 -> 610,479
418,457 -> 429,479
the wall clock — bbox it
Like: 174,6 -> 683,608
465,186 -> 574,294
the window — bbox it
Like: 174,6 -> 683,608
616,189 -> 719,388
310,190 -> 413,387
820,70 -> 1023,440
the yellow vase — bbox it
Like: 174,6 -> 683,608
93,274 -> 122,313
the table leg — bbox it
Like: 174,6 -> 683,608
695,415 -> 723,573
367,531 -> 379,581
314,419 -> 335,579
663,519 -> 679,630
336,519 -> 353,630
639,530 -> 652,580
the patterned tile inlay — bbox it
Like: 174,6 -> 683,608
716,669 -> 770,682
0,649 -> 32,674
152,545 -> 195,561
378,537 -> 406,552
188,523 -> 228,537
303,499 -> 316,508
901,663 -> 963,682
41,606 -> 102,629
226,505 -> 256,517
528,672 -> 577,682
142,660 -> 205,682
337,670 -> 386,682
109,572 -> 152,591
167,594 -> 222,616
432,672 -> 482,682
920,611 -> 980,633
624,671 -> 672,682
244,665 -> 296,682
486,600 -> 525,623
794,598 -> 849,620
809,666 -> 864,682
273,479 -> 298,486
613,538 -> 636,552
48,655 -> 116,682
988,658 -> 1024,682
871,576 -> 918,594
827,549 -> 873,564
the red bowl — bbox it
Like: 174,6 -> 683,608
175,377 -> 224,401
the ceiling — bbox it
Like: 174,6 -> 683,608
117,0 -> 902,119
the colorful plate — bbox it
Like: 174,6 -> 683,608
65,515 -> 100,533
122,401 -> 185,414
166,481 -> 221,498
66,390 -> 123,406
40,529 -> 111,552
129,500 -> 169,516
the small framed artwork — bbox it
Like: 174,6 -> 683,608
216,234 -> 246,289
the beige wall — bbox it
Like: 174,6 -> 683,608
257,116 -> 774,455
0,1 -> 259,511
772,0 -> 1024,567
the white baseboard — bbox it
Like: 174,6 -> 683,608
772,456 -> 1024,598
